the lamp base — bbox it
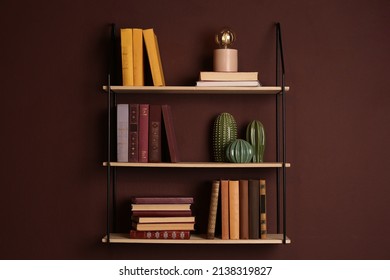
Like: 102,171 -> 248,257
213,49 -> 238,72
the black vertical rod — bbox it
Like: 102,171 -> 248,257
106,74 -> 111,243
275,23 -> 281,234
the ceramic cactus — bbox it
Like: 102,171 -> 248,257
213,113 -> 237,162
246,120 -> 265,162
225,139 -> 254,163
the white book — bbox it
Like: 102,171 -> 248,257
117,104 -> 129,162
196,80 -> 261,87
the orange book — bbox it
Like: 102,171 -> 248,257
220,180 -> 229,240
229,180 -> 240,240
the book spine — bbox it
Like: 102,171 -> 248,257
138,104 -> 149,162
220,180 -> 230,240
131,197 -> 194,204
130,230 -> 190,239
229,180 -> 240,240
239,180 -> 249,239
161,105 -> 180,162
131,210 -> 192,217
116,104 -> 129,162
132,28 -> 144,86
207,180 -> 220,239
129,104 -> 139,162
248,179 -> 260,239
148,105 -> 162,163
120,28 -> 134,86
260,179 -> 267,239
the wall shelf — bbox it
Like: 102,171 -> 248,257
102,233 -> 291,244
103,162 -> 291,168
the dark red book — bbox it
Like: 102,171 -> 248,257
139,104 -> 149,162
131,210 -> 192,217
162,105 -> 180,162
148,105 -> 162,162
248,179 -> 260,239
130,230 -> 191,239
129,104 -> 139,162
131,197 -> 194,204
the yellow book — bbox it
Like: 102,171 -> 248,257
133,28 -> 144,86
120,28 -> 134,86
143,28 -> 165,86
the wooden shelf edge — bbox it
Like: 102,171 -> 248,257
102,233 -> 291,244
102,85 -> 290,94
102,162 -> 291,168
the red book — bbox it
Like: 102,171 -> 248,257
131,210 -> 192,217
131,197 -> 194,204
138,104 -> 149,162
129,104 -> 139,162
162,105 -> 180,162
148,105 -> 162,162
130,230 -> 190,239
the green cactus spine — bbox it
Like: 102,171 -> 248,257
213,113 -> 237,162
225,139 -> 253,163
246,120 -> 265,162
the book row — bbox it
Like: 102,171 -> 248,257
117,104 -> 179,163
130,197 -> 195,240
207,179 -> 267,240
120,28 -> 165,86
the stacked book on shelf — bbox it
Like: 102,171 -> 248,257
207,179 -> 267,240
120,27 -> 165,86
196,71 -> 261,87
130,197 -> 195,240
117,104 -> 179,163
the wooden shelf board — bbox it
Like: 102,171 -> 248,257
102,233 -> 291,244
103,162 -> 291,168
103,85 -> 289,94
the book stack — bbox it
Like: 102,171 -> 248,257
117,104 -> 179,163
130,197 -> 195,240
207,179 -> 267,240
196,71 -> 261,87
120,27 -> 165,86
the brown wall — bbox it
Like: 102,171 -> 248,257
0,0 -> 389,259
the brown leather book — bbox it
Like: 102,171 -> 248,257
220,179 -> 230,240
239,180 -> 249,239
131,197 -> 194,204
130,230 -> 190,239
207,180 -> 220,239
138,104 -> 149,162
148,105 -> 162,162
229,180 -> 240,240
260,179 -> 267,239
129,104 -> 139,162
248,179 -> 260,239
131,210 -> 192,217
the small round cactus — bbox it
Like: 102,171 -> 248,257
225,139 -> 253,163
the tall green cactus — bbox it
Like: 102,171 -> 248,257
213,113 -> 237,162
246,120 -> 265,162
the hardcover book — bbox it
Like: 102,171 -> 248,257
196,80 -> 261,87
117,104 -> 129,162
131,216 -> 195,223
129,104 -> 139,162
162,105 -> 180,162
131,210 -> 192,217
120,28 -> 134,86
248,179 -> 260,239
229,180 -> 240,240
220,179 -> 230,240
130,230 -> 191,239
260,179 -> 267,239
131,197 -> 194,204
143,28 -> 165,86
207,180 -> 220,239
132,222 -> 194,231
133,28 -> 144,86
199,71 -> 258,81
148,105 -> 162,163
131,204 -> 191,211
239,180 -> 249,239
138,104 -> 149,162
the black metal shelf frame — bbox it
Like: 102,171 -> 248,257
104,22 -> 289,244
